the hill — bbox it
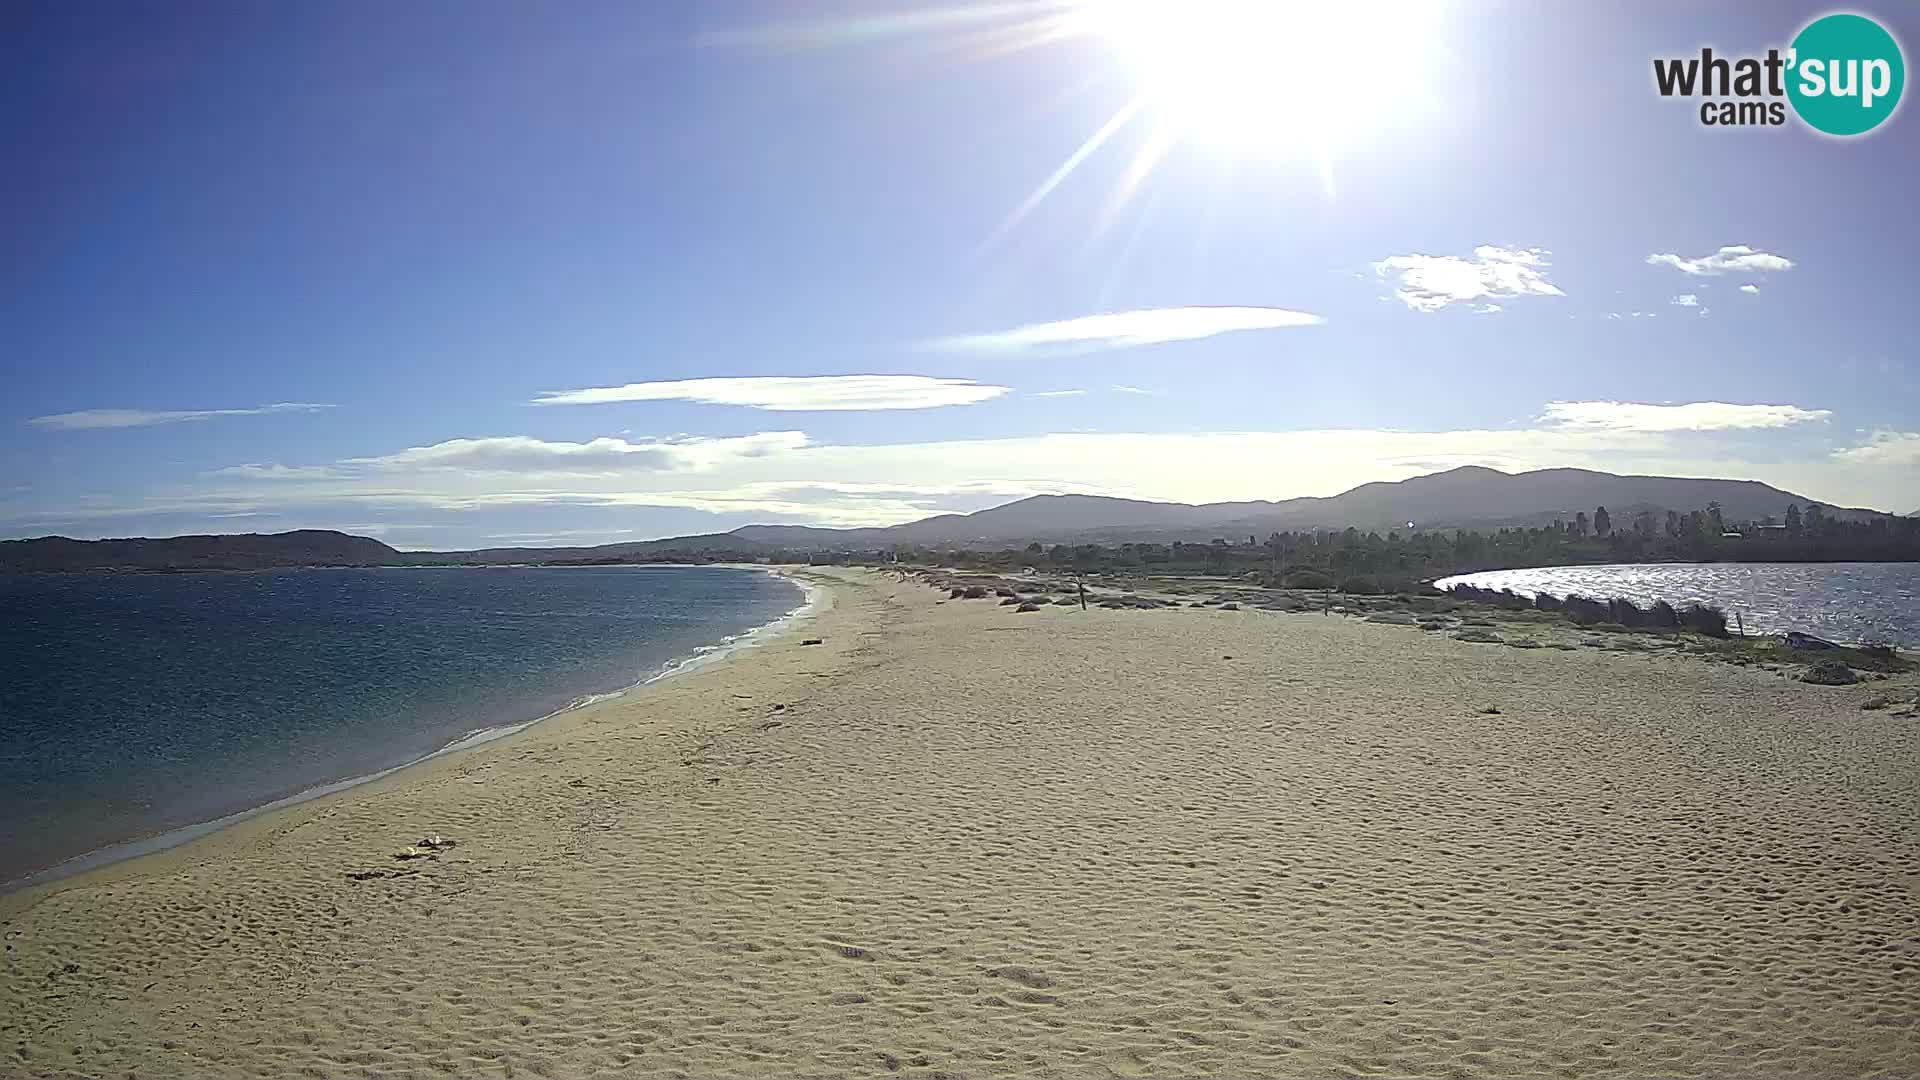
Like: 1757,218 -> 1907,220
0,530 -> 400,572
717,466 -> 1878,549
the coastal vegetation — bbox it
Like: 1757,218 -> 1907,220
868,502 -> 1920,590
900,564 -> 1916,688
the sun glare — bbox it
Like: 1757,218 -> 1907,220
708,0 -> 1448,247
1073,0 -> 1440,155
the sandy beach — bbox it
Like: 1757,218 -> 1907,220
4,566 -> 1918,1079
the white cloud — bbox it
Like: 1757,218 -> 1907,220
343,432 -> 810,475
1111,384 -> 1152,394
1646,245 -> 1794,276
1373,245 -> 1565,313
925,306 -> 1322,352
1672,294 -> 1700,307
1832,432 -> 1920,466
1739,283 -> 1761,294
28,403 -> 334,431
1540,400 -> 1832,432
530,374 -> 1006,411
1032,389 -> 1088,397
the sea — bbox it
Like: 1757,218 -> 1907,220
1434,562 -> 1920,648
0,565 -> 808,888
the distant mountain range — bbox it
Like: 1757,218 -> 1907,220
724,465 -> 1880,548
2,466 -> 1889,571
0,530 -> 401,572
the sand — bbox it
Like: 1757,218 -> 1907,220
4,567 -> 1918,1079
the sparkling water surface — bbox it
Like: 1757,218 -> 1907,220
0,565 -> 801,884
1434,562 -> 1919,647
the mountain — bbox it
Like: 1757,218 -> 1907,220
716,466 -> 1885,549
729,496 -> 1215,548
3,467 -> 1886,569
0,530 -> 400,572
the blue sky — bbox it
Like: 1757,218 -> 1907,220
4,0 -> 1917,548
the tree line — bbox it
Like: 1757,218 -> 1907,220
817,502 -> 1920,591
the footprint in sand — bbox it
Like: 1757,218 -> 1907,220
987,964 -> 1055,989
822,940 -> 875,962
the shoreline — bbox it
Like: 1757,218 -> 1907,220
7,566 -> 1915,1078
0,564 -> 822,897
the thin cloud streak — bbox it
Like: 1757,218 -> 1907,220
531,375 -> 1007,411
926,306 -> 1323,353
28,403 -> 335,431
1541,400 -> 1831,432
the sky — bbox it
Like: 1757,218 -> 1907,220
3,0 -> 1917,549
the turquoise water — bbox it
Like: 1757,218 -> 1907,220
1435,562 -> 1920,646
0,565 -> 803,885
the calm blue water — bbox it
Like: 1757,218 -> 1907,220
1435,562 -> 1920,647
0,566 -> 803,884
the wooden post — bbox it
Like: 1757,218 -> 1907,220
1736,611 -> 1745,638
1077,573 -> 1088,611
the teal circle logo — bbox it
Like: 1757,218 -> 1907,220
1787,13 -> 1905,136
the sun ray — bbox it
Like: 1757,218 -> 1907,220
1091,171 -> 1169,308
980,93 -> 1147,253
694,2 -> 1069,52
706,1 -> 1441,254
1092,121 -> 1177,238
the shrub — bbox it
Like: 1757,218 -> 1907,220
1680,603 -> 1729,638
961,585 -> 989,599
1649,600 -> 1679,627
1339,575 -> 1388,595
1533,592 -> 1563,611
1561,595 -> 1609,624
1282,569 -> 1334,590
1608,598 -> 1647,627
1444,584 -> 1531,609
1801,659 -> 1857,685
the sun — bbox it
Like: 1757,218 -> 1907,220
1069,0 -> 1442,157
